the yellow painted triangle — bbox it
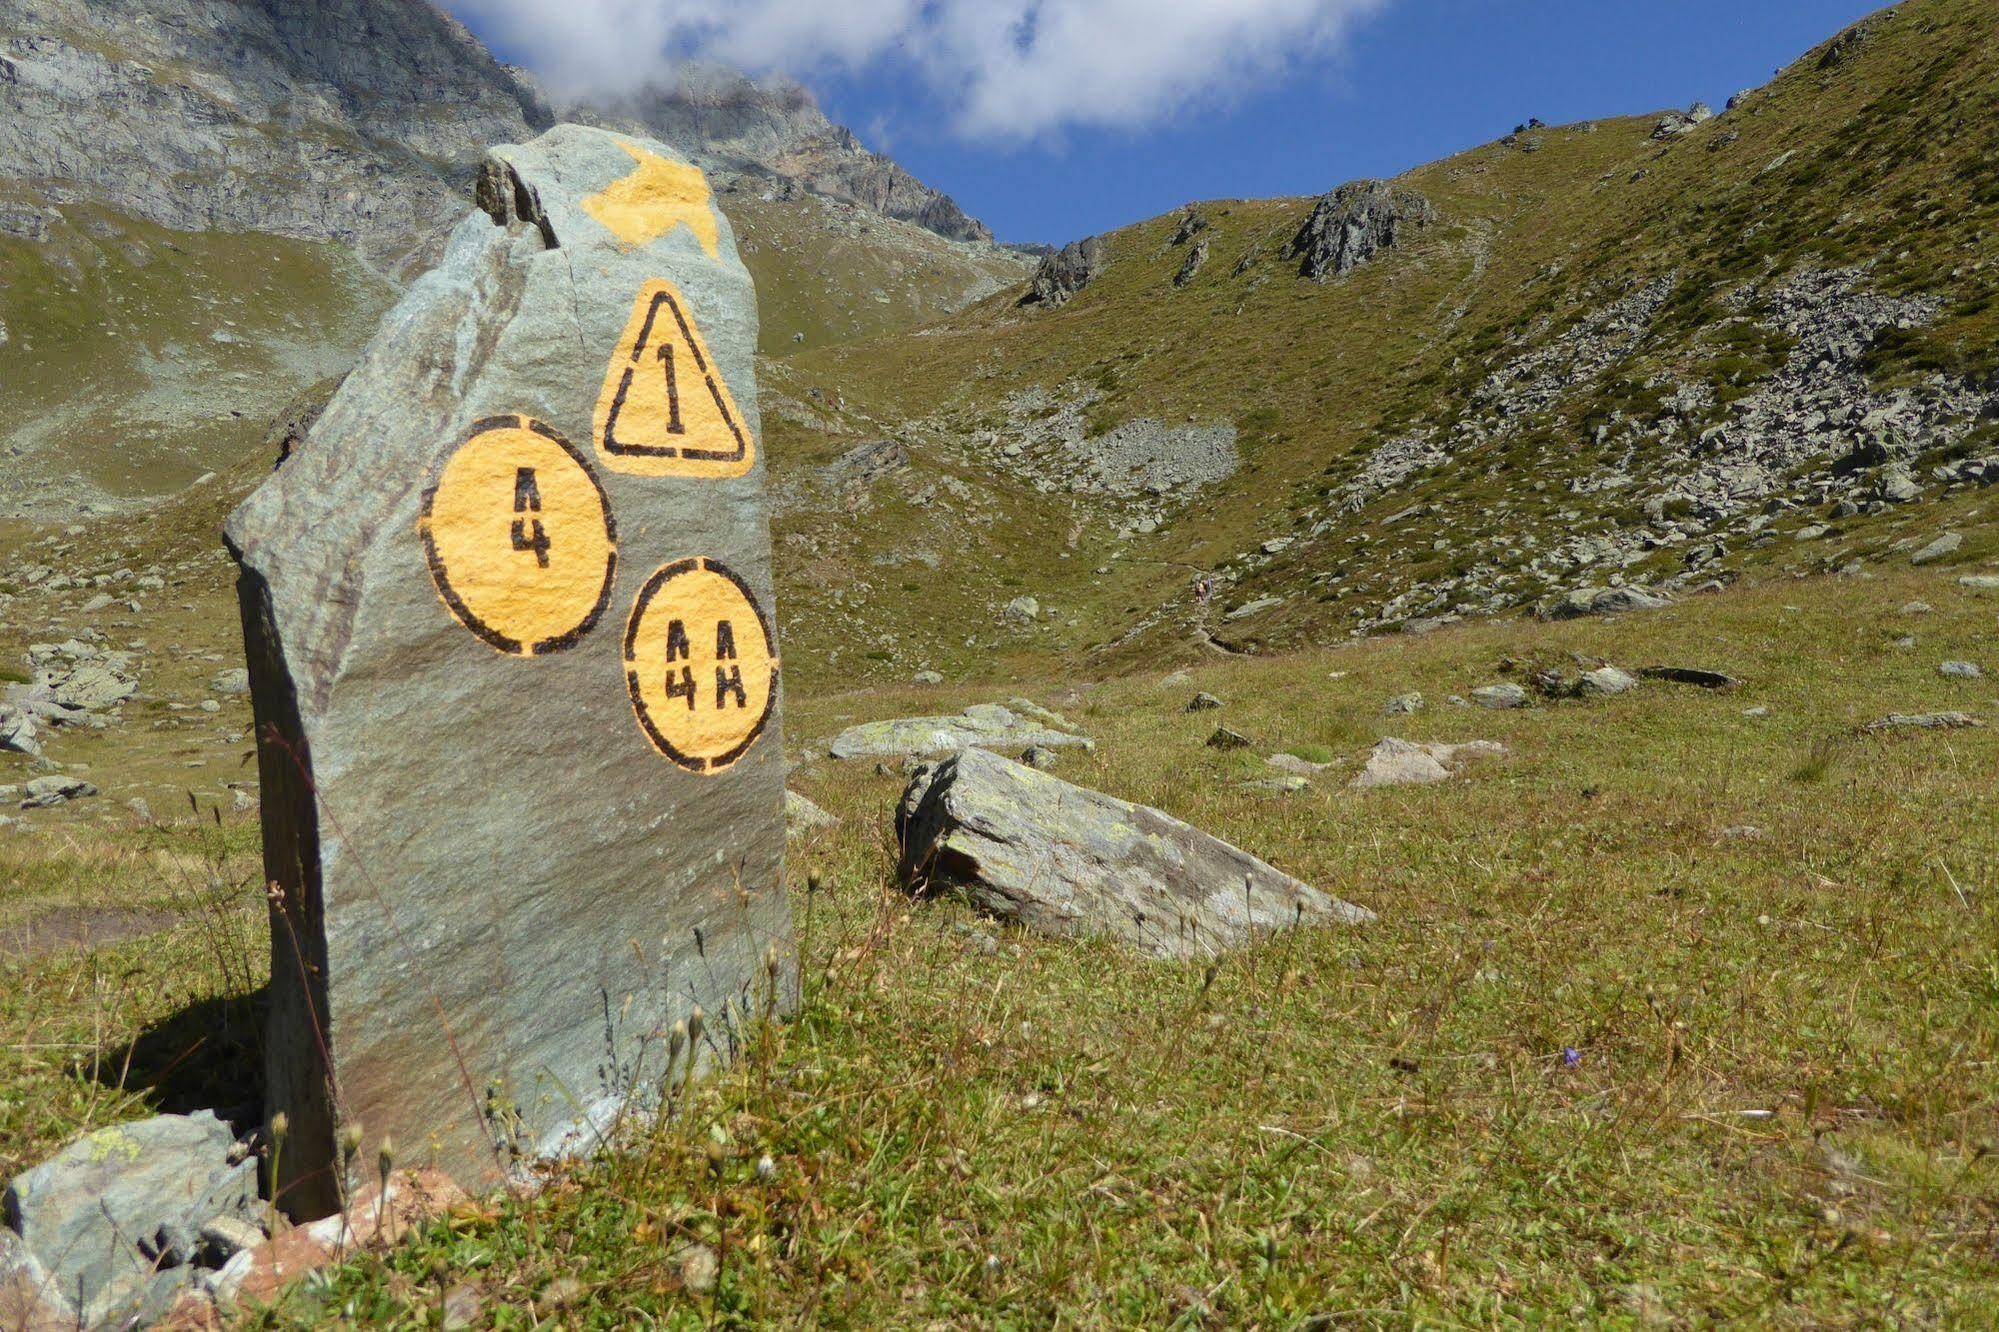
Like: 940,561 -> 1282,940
592,279 -> 755,479
582,140 -> 720,258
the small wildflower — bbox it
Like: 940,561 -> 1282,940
756,1154 -> 776,1182
1563,1047 -> 1583,1069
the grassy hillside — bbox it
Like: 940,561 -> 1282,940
0,203 -> 392,519
760,0 -> 1999,690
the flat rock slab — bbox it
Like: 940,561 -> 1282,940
896,747 -> 1371,961
829,704 -> 1091,760
4,1111 -> 256,1326
226,125 -> 794,1217
1351,737 -> 1506,790
1862,712 -> 1982,733
1639,666 -> 1743,690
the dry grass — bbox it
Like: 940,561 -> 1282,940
184,561 -> 1999,1326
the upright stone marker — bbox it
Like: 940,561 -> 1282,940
227,126 -> 794,1219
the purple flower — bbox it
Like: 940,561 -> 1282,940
1562,1047 -> 1582,1068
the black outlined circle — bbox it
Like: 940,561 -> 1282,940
419,415 -> 619,657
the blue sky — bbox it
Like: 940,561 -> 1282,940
458,1 -> 1884,245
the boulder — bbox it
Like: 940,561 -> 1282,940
1862,712 -> 1981,734
1638,666 -> 1743,690
896,748 -> 1371,960
1960,575 -> 1999,591
20,776 -> 95,810
1539,585 -> 1672,620
784,790 -> 839,836
1001,595 -> 1040,626
1472,684 -> 1529,710
224,126 -> 794,1217
3,1111 -> 256,1326
1206,727 -> 1253,751
829,704 -> 1092,760
1384,692 -> 1424,716
1351,737 -> 1505,790
1577,667 -> 1640,697
208,668 -> 251,696
1186,692 -> 1224,712
1940,660 -> 1984,679
0,710 -> 41,757
1910,533 -> 1961,565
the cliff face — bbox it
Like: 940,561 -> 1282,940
572,69 -> 994,244
0,0 -> 552,271
0,1 -> 992,272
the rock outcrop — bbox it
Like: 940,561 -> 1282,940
1028,236 -> 1108,306
897,748 -> 1372,959
1283,181 -> 1437,281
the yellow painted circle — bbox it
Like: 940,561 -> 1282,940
421,417 -> 617,656
624,558 -> 777,773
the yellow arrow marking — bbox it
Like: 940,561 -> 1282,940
582,140 -> 720,258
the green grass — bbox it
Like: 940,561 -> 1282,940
8,560 -> 1993,1326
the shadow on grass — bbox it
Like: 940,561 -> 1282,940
96,986 -> 267,1133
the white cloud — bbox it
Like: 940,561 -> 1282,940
445,0 -> 1388,141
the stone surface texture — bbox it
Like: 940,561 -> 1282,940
897,747 -> 1371,960
829,704 -> 1092,760
226,125 -> 794,1217
1351,738 -> 1506,790
3,1111 -> 256,1326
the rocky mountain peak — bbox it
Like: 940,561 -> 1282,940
0,0 -> 994,272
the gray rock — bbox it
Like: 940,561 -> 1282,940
1186,692 -> 1224,712
1224,596 -> 1284,622
1940,661 -> 1984,679
830,704 -> 1092,761
1960,575 -> 1999,591
20,775 -> 94,809
1862,712 -> 1981,734
1384,692 -> 1424,716
1266,753 -> 1330,776
1172,239 -> 1209,288
1539,585 -> 1672,620
1001,595 -> 1041,626
1878,467 -> 1919,503
1899,601 -> 1933,615
1246,774 -> 1310,795
1351,737 -> 1505,790
1637,666 -> 1743,690
1577,667 -> 1640,697
0,711 -> 42,757
785,790 -> 839,836
208,668 -> 251,696
78,593 -> 114,614
225,126 -> 794,1216
1472,684 -> 1529,710
911,670 -> 944,686
1911,533 -> 1962,565
1206,727 -> 1253,751
1019,745 -> 1062,772
197,1215 -> 265,1261
1283,181 -> 1437,281
1028,236 -> 1107,307
4,1111 -> 255,1324
0,1228 -> 74,1332
896,748 -> 1371,959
